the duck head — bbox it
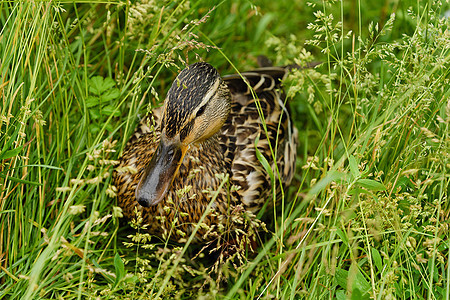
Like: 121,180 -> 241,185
136,62 -> 232,207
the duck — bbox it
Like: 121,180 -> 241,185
113,62 -> 298,243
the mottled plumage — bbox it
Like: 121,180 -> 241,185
113,62 -> 298,243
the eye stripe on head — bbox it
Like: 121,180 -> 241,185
192,77 -> 220,118
197,78 -> 220,108
196,105 -> 206,117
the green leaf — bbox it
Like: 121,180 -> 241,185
89,108 -> 101,120
335,290 -> 347,300
101,105 -> 121,117
92,259 -> 114,284
100,88 -> 120,102
125,275 -> 138,284
395,176 -> 413,191
356,179 -> 386,191
335,228 -> 349,244
354,272 -> 371,296
1,129 -> 19,155
86,96 -> 100,108
105,123 -> 114,133
89,124 -> 101,135
371,247 -> 382,272
101,77 -> 116,91
89,76 -> 116,95
24,164 -> 63,171
351,288 -> 366,300
254,135 -> 274,185
89,76 -> 105,96
335,268 -> 348,289
348,155 -> 360,179
348,187 -> 375,197
113,253 -> 125,288
308,171 -> 345,196
335,268 -> 371,299
0,145 -> 24,160
0,173 -> 43,185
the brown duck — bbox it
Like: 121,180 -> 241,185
113,62 -> 297,243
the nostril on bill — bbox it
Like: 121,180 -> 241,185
137,197 -> 150,208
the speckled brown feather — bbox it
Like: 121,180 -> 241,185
113,66 -> 298,243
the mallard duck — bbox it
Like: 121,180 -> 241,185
113,62 -> 298,243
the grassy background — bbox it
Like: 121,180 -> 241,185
0,0 -> 449,299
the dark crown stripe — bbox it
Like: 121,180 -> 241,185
164,62 -> 220,138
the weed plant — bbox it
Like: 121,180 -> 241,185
0,0 -> 449,299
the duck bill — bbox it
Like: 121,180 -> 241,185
135,140 -> 187,207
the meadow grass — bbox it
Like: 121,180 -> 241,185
0,0 -> 449,299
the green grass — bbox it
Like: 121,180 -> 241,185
1,0 -> 449,299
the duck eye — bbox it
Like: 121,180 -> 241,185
196,105 -> 206,117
